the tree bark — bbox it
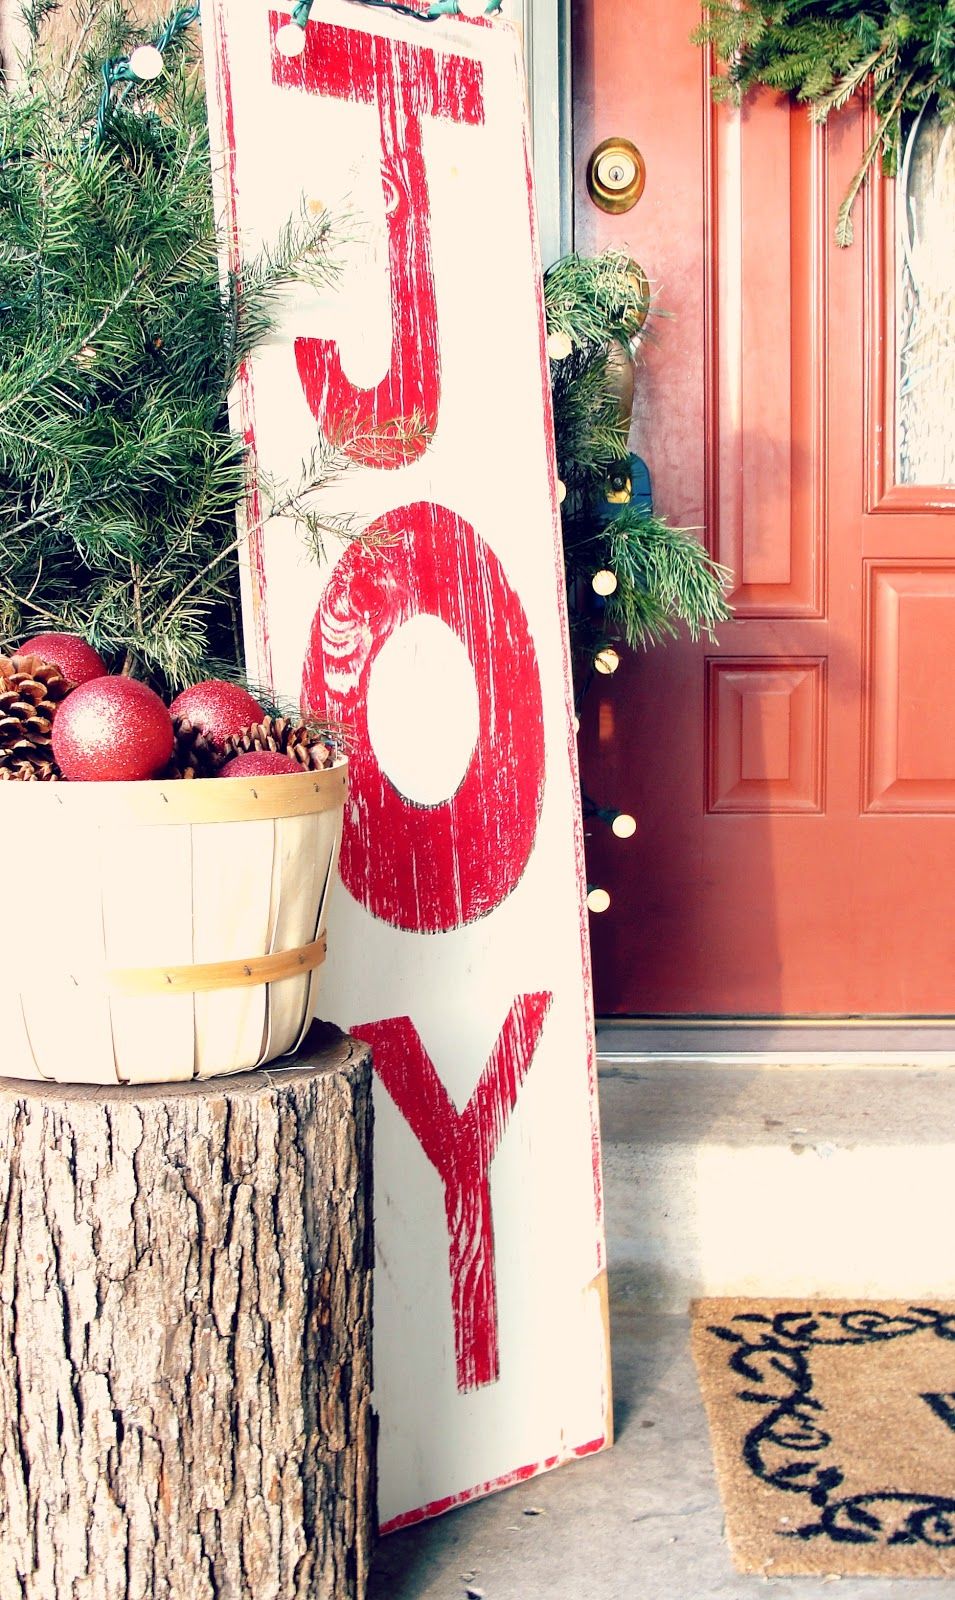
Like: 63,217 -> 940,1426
0,0 -> 27,80
0,1022 -> 374,1600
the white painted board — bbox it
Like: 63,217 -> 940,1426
201,0 -> 610,1531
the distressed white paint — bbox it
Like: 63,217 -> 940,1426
366,614 -> 480,804
201,0 -> 609,1532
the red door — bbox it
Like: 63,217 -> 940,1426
574,0 -> 955,1015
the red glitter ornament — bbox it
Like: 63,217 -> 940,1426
19,632 -> 107,687
168,680 -> 266,747
217,751 -> 302,779
52,677 -> 174,782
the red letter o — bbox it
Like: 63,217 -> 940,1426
302,501 -> 545,932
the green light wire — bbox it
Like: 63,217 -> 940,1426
289,0 -> 503,29
94,3 -> 201,147
427,1 -> 503,14
93,0 -> 503,149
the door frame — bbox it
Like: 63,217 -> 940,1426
505,0 -> 573,267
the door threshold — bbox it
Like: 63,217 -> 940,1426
595,1017 -> 955,1068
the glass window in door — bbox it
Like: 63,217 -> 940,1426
896,103 -> 955,487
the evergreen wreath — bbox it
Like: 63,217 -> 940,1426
545,251 -> 732,679
694,1 -> 955,244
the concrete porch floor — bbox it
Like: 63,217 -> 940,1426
370,1061 -> 955,1596
369,1277 -> 949,1600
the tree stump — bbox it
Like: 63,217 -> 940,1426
0,1022 -> 374,1600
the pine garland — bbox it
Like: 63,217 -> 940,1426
546,251 -> 732,673
603,511 -> 736,648
279,0 -> 502,29
695,1 -> 955,245
0,2 -> 340,690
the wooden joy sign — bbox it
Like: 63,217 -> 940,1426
203,0 -> 610,1530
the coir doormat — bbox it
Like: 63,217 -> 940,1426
691,1299 -> 955,1578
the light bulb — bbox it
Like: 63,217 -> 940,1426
458,0 -> 488,15
128,44 -> 165,80
611,812 -> 637,839
591,569 -> 618,597
587,886 -> 611,914
573,714 -> 580,733
556,479 -> 567,504
546,329 -> 573,361
594,646 -> 620,676
275,21 -> 307,56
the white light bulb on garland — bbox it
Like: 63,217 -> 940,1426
587,886 -> 611,914
592,568 -> 618,597
128,44 -> 165,80
546,329 -> 573,361
556,479 -> 567,504
458,0 -> 488,16
611,811 -> 637,839
594,646 -> 620,676
573,714 -> 580,733
275,22 -> 307,56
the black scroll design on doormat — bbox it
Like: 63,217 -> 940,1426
707,1307 -> 955,1548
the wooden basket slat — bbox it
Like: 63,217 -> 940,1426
21,818 -> 117,1084
258,814 -> 312,1064
6,999 -> 44,1082
285,807 -> 344,1060
313,806 -> 344,944
192,817 -> 276,1080
4,813 -> 45,1080
101,823 -> 196,1086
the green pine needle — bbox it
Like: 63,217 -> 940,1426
694,1 -> 954,244
0,1 -> 340,692
545,249 -> 734,680
605,511 -> 733,649
543,249 -> 652,353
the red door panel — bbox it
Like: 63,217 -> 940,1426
574,0 -> 955,1015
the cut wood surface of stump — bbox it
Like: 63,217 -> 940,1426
0,1022 -> 374,1600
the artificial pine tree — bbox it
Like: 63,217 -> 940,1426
0,0 -> 338,691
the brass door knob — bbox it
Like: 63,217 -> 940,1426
586,138 -> 646,214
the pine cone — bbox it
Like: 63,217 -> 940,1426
161,716 -> 227,780
0,652 -> 70,780
221,716 -> 335,773
0,755 -> 61,781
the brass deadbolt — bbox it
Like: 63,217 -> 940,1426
586,138 -> 646,214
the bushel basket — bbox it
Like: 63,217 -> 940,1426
1,762 -> 347,1085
